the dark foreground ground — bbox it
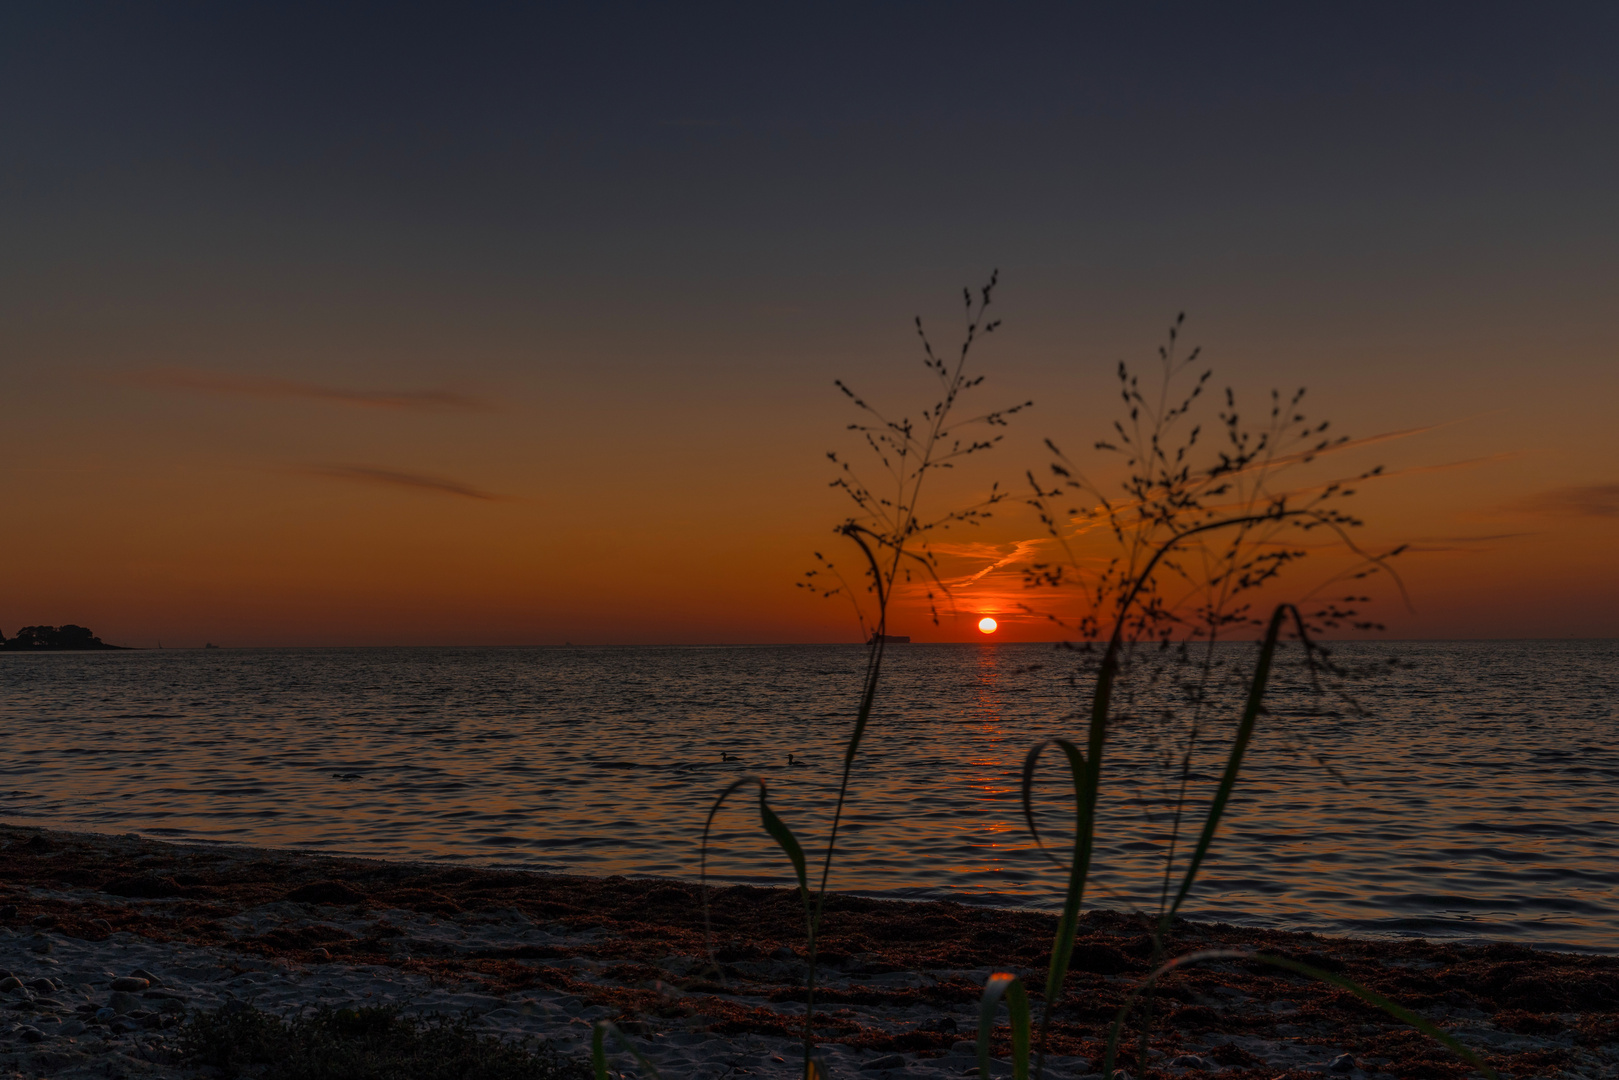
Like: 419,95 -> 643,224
1,825 -> 1615,1080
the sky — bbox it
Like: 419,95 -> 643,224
2,2 -> 1616,646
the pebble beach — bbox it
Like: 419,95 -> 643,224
2,825 -> 1617,1080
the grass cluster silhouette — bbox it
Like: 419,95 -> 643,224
594,280 -> 1494,1080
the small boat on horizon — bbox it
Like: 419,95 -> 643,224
867,633 -> 910,644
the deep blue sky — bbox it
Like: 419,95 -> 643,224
7,3 -> 1614,310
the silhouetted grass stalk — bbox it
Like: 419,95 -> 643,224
658,304 -> 1494,1080
698,275 -> 1028,1078
1002,319 -> 1469,1080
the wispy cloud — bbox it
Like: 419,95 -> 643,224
1503,483 -> 1619,519
1393,532 -> 1538,553
128,367 -> 493,412
298,464 -> 513,501
1372,452 -> 1524,479
931,538 -> 1050,588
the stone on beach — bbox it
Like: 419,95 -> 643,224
108,991 -> 144,1014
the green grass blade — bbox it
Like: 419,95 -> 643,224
758,781 -> 812,917
1163,604 -> 1290,925
1019,739 -> 1082,869
1020,739 -> 1090,1010
700,776 -> 772,974
591,1023 -> 607,1080
978,972 -> 1031,1080
1102,949 -> 1249,1076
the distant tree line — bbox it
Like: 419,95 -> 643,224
0,624 -> 125,650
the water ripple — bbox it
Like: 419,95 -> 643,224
0,640 -> 1614,950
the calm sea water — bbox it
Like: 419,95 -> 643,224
1,642 -> 1615,951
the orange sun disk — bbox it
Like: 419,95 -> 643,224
978,617 -> 998,634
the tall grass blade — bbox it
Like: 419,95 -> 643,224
977,972 -> 1031,1080
759,786 -> 811,915
699,777 -> 812,975
1161,603 -> 1294,926
1018,736 -> 1091,1076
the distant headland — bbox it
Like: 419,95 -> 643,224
0,625 -> 127,650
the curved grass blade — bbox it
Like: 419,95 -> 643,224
699,777 -> 768,976
759,782 -> 811,918
1018,740 -> 1091,1015
1018,738 -> 1087,870
977,972 -> 1031,1080
699,777 -> 813,973
1161,604 -> 1293,926
1099,949 -> 1500,1080
592,1021 -> 664,1080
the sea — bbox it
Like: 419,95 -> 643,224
1,640 -> 1614,952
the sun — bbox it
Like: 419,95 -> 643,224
977,617 -> 998,634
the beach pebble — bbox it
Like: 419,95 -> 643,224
130,967 -> 164,986
18,1025 -> 44,1043
0,976 -> 22,992
26,977 -> 56,993
28,934 -> 52,954
1328,1053 -> 1357,1073
90,918 -> 113,934
59,1018 -> 86,1036
108,991 -> 143,1014
111,977 -> 150,991
1170,1055 -> 1210,1070
94,1008 -> 115,1021
30,914 -> 56,929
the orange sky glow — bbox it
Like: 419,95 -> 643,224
2,8 -> 1616,646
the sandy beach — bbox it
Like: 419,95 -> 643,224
1,824 -> 1615,1080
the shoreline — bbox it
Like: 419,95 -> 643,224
1,824 -> 1615,1080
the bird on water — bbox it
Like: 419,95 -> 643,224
787,753 -> 807,767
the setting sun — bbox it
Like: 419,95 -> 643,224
977,617 -> 998,634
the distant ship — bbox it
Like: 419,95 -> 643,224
204,643 -> 220,649
867,633 -> 910,644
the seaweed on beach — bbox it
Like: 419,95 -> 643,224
3,825 -> 1614,1080
177,1002 -> 591,1080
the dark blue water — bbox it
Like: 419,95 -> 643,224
1,641 -> 1614,951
